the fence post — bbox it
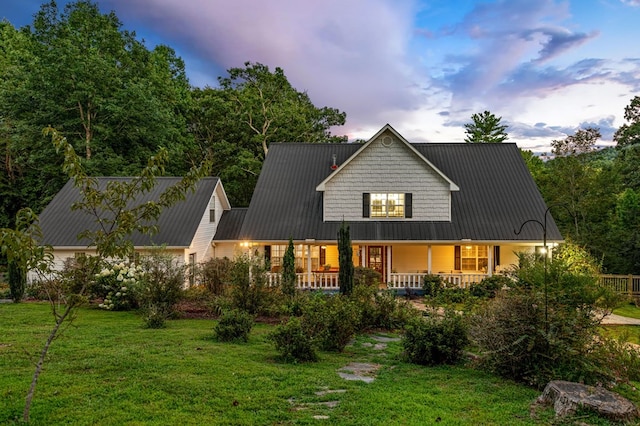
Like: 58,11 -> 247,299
629,275 -> 634,298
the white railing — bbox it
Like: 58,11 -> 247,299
388,273 -> 487,290
267,271 -> 487,290
266,272 -> 340,290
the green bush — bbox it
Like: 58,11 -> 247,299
469,275 -> 511,299
95,260 -> 141,311
214,309 -> 254,342
470,248 -> 625,388
350,284 -> 418,331
8,259 -> 26,302
229,255 -> 280,315
136,251 -> 186,328
269,317 -> 318,362
354,266 -> 381,287
198,257 -> 232,295
422,274 -> 443,297
301,292 -> 360,352
402,310 -> 469,366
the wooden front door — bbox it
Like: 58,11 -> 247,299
368,246 -> 384,281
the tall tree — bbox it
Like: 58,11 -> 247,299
0,1 -> 195,226
338,221 -> 354,296
281,237 -> 296,297
464,110 -> 508,143
551,127 -> 601,157
614,96 -> 640,148
189,62 -> 347,206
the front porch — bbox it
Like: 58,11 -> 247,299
258,242 -> 529,290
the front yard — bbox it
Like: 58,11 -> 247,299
0,302 -> 564,425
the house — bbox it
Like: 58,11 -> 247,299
213,124 -> 563,290
35,177 -> 230,276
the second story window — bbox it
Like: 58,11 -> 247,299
371,193 -> 405,218
363,193 -> 412,219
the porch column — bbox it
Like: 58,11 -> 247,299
427,245 -> 432,274
487,245 -> 493,277
361,245 -> 367,268
307,244 -> 312,287
386,245 -> 392,283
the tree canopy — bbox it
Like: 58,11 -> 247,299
464,110 -> 508,143
0,1 -> 347,227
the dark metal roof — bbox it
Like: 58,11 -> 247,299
237,142 -> 562,243
39,177 -> 219,247
214,208 -> 247,241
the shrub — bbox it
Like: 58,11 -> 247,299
8,259 -> 26,302
470,247 -> 624,388
269,317 -> 318,362
469,275 -> 511,299
229,255 -> 279,315
402,310 -> 469,366
354,266 -> 381,287
214,309 -> 254,342
350,284 -> 418,331
136,251 -> 186,328
422,274 -> 443,297
301,292 -> 360,352
198,257 -> 232,295
95,260 -> 141,311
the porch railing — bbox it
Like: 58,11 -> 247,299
266,272 -> 487,290
599,274 -> 640,297
388,273 -> 487,289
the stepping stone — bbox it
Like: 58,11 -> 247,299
371,335 -> 401,343
338,362 -> 381,383
315,389 -> 347,396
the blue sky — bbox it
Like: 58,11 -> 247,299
1,0 -> 639,151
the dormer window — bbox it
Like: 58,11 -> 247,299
363,193 -> 412,218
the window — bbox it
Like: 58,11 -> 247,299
189,253 -> 197,286
370,193 -> 405,218
209,208 -> 215,223
269,244 -> 320,272
460,245 -> 488,271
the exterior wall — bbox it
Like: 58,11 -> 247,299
213,242 -> 245,260
188,184 -> 225,263
322,132 -> 451,221
392,245 -> 428,272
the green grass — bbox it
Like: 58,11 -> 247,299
0,302 -> 631,425
613,302 -> 640,319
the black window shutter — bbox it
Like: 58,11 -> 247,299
264,245 -> 271,262
405,193 -> 412,218
363,193 -> 370,218
494,246 -> 500,268
454,246 -> 461,270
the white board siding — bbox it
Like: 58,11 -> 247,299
322,136 -> 451,222
188,185 -> 223,263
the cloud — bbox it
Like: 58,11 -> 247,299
621,0 -> 640,6
531,27 -> 599,63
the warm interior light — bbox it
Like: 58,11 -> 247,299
539,247 -> 547,254
465,245 -> 472,250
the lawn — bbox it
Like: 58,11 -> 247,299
613,302 -> 640,319
0,302 -> 631,425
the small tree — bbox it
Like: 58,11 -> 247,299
282,237 -> 296,297
551,127 -> 600,157
338,221 -> 354,295
464,110 -> 508,144
16,127 -> 211,422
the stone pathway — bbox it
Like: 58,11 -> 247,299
288,334 -> 401,421
601,313 -> 640,325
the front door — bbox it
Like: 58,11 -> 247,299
368,246 -> 384,282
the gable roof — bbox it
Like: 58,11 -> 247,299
231,142 -> 562,243
316,124 -> 459,192
214,208 -> 248,241
40,177 -> 220,248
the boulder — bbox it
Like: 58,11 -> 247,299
536,380 -> 638,422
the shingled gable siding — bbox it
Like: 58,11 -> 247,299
323,136 -> 451,221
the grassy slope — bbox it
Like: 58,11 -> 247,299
613,302 -> 640,319
0,302 -> 616,425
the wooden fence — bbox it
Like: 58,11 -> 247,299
599,274 -> 640,298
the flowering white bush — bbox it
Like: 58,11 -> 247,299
96,261 -> 143,310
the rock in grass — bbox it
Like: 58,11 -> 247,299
536,380 -> 638,422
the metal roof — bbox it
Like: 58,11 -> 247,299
39,177 -> 219,247
235,142 -> 562,243
214,208 -> 247,241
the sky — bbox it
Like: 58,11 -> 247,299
1,0 -> 639,152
